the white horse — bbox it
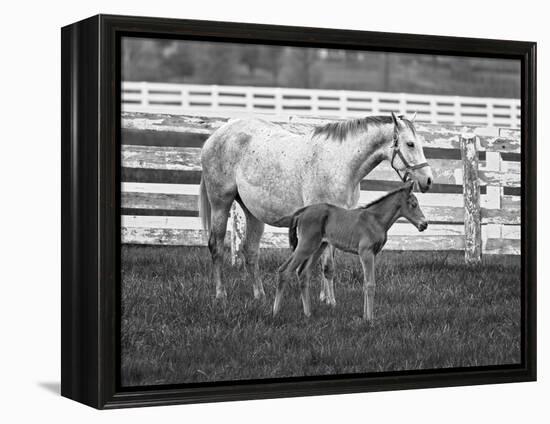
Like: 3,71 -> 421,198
199,112 -> 433,302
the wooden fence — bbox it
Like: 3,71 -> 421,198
122,82 -> 521,128
121,112 -> 521,260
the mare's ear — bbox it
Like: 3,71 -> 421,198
391,111 -> 400,127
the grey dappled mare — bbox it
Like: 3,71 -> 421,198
199,113 -> 433,301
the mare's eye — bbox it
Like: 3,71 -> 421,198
407,141 -> 414,148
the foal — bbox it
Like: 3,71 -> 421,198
272,181 -> 428,321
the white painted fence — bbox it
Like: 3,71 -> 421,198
122,82 -> 521,128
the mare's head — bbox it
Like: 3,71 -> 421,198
389,112 -> 433,193
399,181 -> 428,232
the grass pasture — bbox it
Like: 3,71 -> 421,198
121,245 -> 521,387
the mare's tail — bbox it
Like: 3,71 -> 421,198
198,177 -> 211,233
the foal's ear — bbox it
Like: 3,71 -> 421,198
406,180 -> 415,192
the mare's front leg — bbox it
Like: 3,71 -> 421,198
359,249 -> 376,321
241,209 -> 266,300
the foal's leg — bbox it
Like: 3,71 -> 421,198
208,202 -> 233,299
273,245 -> 315,317
241,208 -> 266,300
297,263 -> 313,317
359,249 -> 376,321
273,254 -> 293,316
297,243 -> 327,317
320,245 -> 336,306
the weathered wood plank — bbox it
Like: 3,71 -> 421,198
122,182 -> 520,219
122,166 -> 469,193
121,112 -> 521,153
122,227 -> 209,246
122,226 -> 518,255
122,182 -> 468,206
121,192 -> 198,211
121,191 -> 467,223
121,191 -> 520,225
461,135 -> 481,263
502,194 -> 521,210
121,227 -> 466,251
481,208 -> 520,225
121,128 -> 207,147
122,167 -> 201,184
121,145 -> 520,187
483,238 -> 521,255
501,225 -> 521,240
478,169 -> 520,187
121,215 -> 465,236
384,235 -> 465,251
122,145 -> 201,171
477,134 -> 521,154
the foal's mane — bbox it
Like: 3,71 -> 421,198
312,115 -> 416,142
360,185 -> 410,209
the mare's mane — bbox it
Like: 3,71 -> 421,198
312,115 -> 416,142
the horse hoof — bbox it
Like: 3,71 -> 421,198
215,290 -> 227,300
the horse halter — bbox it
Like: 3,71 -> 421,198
390,123 -> 429,182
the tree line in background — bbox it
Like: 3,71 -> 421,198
122,38 -> 520,98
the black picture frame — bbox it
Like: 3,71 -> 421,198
61,14 -> 537,409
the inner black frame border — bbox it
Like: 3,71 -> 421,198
61,14 -> 536,409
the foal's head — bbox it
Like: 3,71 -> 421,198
399,181 -> 428,232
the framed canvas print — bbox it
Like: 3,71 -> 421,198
61,14 -> 536,409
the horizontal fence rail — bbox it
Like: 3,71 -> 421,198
122,82 -> 521,128
121,112 -> 521,259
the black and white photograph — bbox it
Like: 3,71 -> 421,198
2,0 -> 547,420
120,36 -> 523,387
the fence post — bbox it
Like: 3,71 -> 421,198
483,149 -> 503,255
230,202 -> 246,267
460,134 -> 482,264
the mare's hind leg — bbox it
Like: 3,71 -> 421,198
320,245 -> 336,307
208,199 -> 234,299
240,205 -> 266,300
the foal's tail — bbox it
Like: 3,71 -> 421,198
273,206 -> 309,250
289,214 -> 300,251
288,206 -> 309,251
199,177 -> 211,233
